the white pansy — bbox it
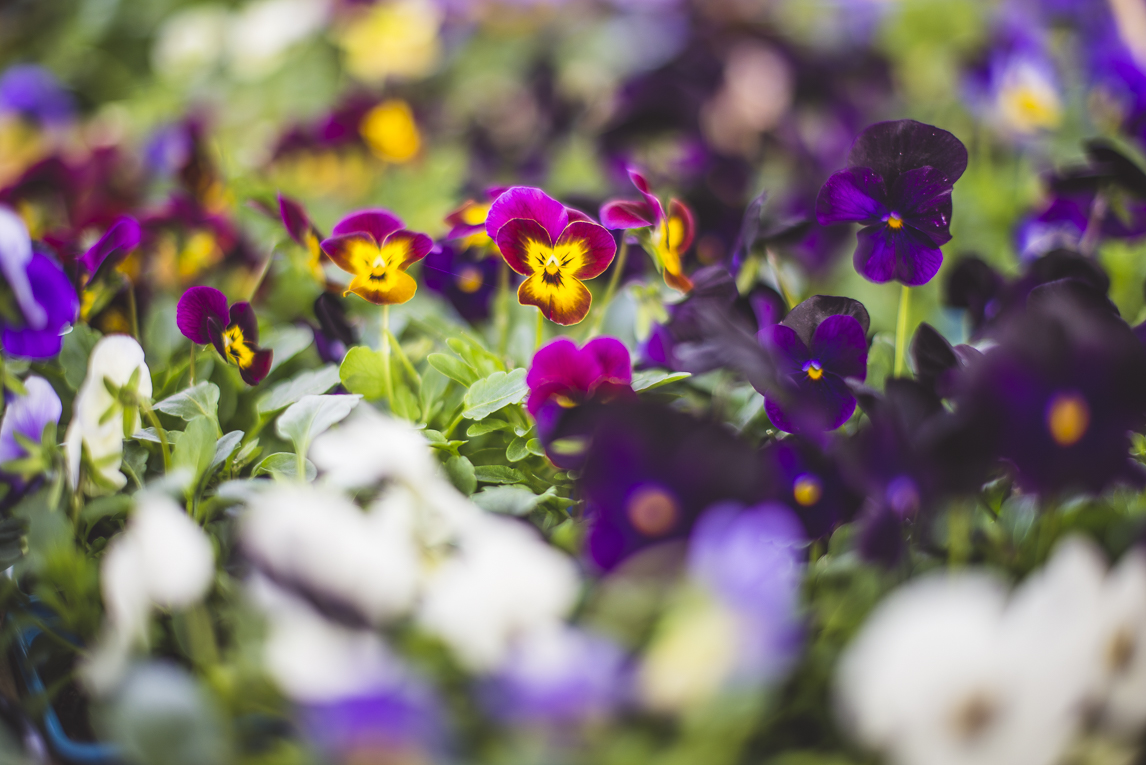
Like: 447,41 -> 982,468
241,484 -> 421,624
226,0 -> 330,79
152,5 -> 230,79
418,513 -> 580,671
1097,549 -> 1146,735
64,335 -> 152,493
309,405 -> 441,490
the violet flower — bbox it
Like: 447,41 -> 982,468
312,293 -> 357,365
816,119 -> 968,286
421,243 -> 500,324
760,437 -> 862,541
760,295 -> 869,433
0,206 -> 78,358
0,65 -> 73,126
0,376 -> 61,488
79,216 -> 141,283
176,286 -> 273,385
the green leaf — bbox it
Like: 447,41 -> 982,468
253,452 -> 317,481
0,516 -> 27,569
467,419 -> 510,437
210,431 -> 244,473
79,495 -> 132,528
172,416 -> 217,486
526,438 -> 545,457
258,365 -> 342,414
445,455 -> 476,495
132,427 -> 182,446
426,353 -> 478,386
473,465 -> 525,484
391,380 -> 421,421
463,368 -> 528,420
276,394 -> 361,458
263,325 -> 314,373
155,382 -> 220,422
60,324 -> 102,391
472,485 -> 551,516
340,347 -> 388,400
631,369 -> 692,392
419,367 -> 450,420
506,437 -> 529,463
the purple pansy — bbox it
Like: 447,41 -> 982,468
301,683 -> 442,764
311,293 -> 357,365
816,119 -> 968,286
176,286 -> 272,385
78,216 -> 141,282
0,207 -> 78,359
0,65 -> 73,126
760,437 -> 862,541
760,295 -> 869,433
0,376 -> 62,488
421,243 -> 500,324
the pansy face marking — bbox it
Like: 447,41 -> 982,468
176,286 -> 273,385
600,168 -> 695,292
792,474 -> 823,507
803,360 -> 825,380
320,210 -> 432,306
221,323 -> 255,368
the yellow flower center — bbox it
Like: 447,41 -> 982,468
461,202 -> 490,226
456,265 -> 484,293
1047,392 -> 1090,447
223,324 -> 255,368
887,213 -> 904,230
627,486 -> 679,538
793,474 -> 823,507
805,361 -> 824,381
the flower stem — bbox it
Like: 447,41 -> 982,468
535,308 -> 545,351
381,304 -> 394,405
387,328 -> 421,387
140,400 -> 171,473
585,237 -> 629,340
894,283 -> 911,377
496,260 -> 510,358
189,344 -> 196,385
126,282 -> 140,340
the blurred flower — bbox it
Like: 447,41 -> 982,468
320,209 -> 432,305
226,0 -> 330,80
176,286 -> 273,385
527,336 -> 633,417
152,5 -> 230,80
761,436 -> 862,541
79,216 -> 141,282
965,23 -> 1062,138
0,65 -> 73,126
639,502 -> 804,712
359,99 -> 421,163
816,120 -> 968,286
0,376 -> 61,486
444,189 -> 505,250
486,187 -> 617,325
421,242 -> 500,323
0,205 -> 78,358
335,0 -> 442,84
760,295 -> 869,433
1091,548 -> 1146,736
600,166 -> 696,292
63,335 -> 151,493
700,42 -> 793,157
311,292 -> 357,364
278,193 -> 326,280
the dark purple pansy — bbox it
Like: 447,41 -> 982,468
909,322 -> 982,400
311,293 -> 357,365
0,207 -> 78,359
760,437 -> 862,541
816,119 -> 968,286
570,400 -> 770,571
0,65 -> 73,126
760,295 -> 869,433
78,216 -> 141,283
176,286 -> 272,385
421,243 -> 500,324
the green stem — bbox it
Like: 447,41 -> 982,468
496,260 -> 510,358
444,411 -> 464,439
585,238 -> 629,340
126,282 -> 140,340
189,344 -> 196,386
535,308 -> 545,351
387,329 -> 421,387
766,248 -> 796,309
140,400 -> 171,473
894,283 -> 911,377
381,304 -> 394,405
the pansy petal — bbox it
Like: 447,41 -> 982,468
331,209 -> 404,242
853,225 -> 944,287
518,271 -> 592,325
347,268 -> 418,306
278,194 -> 313,244
496,219 -> 553,276
2,252 -> 78,358
599,200 -> 657,230
321,233 -> 377,274
207,317 -> 226,358
816,168 -> 887,225
667,199 -> 695,253
811,315 -> 868,381
557,221 -> 617,280
230,302 -> 260,344
627,167 -> 664,223
761,324 -> 811,375
767,375 -> 857,433
383,230 -> 433,268
893,166 -> 954,243
486,187 -> 569,243
852,225 -> 897,284
0,206 -> 42,328
176,286 -> 229,344
664,268 -> 694,293
584,337 -> 633,385
79,216 -> 141,278
847,119 -> 968,186
239,348 -> 273,385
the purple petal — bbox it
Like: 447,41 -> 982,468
331,209 -> 404,242
0,376 -> 62,464
79,216 -> 141,276
177,286 -> 229,344
0,206 -> 42,329
761,324 -> 810,375
847,119 -> 968,186
810,315 -> 868,381
599,200 -> 657,230
0,65 -> 73,125
815,168 -> 887,225
583,337 -> 632,385
279,193 -> 313,244
853,225 -> 944,287
239,348 -> 273,385
485,187 -> 569,243
767,374 -> 857,433
892,166 -> 954,243
2,252 -> 78,359
230,302 -> 260,344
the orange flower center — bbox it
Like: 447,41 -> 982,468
1047,392 -> 1089,447
887,213 -> 904,230
626,486 -> 679,537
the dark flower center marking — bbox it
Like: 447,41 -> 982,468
1107,627 -> 1137,673
803,360 -> 825,381
950,692 -> 998,741
223,325 -> 254,368
1046,392 -> 1089,447
886,212 -> 904,230
626,485 -> 679,537
793,474 -> 823,506
456,265 -> 484,293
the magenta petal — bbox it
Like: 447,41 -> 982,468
79,216 -> 141,275
230,302 -> 259,344
583,337 -> 632,385
816,168 -> 887,225
485,187 -> 569,243
331,209 -> 404,242
599,200 -> 657,230
240,348 -> 273,385
177,286 -> 229,344
279,193 -> 312,244
565,208 -> 593,225
810,315 -> 868,381
558,221 -> 617,280
527,338 -> 583,416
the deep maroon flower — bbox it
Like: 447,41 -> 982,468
78,216 -> 141,282
177,286 -> 272,385
279,194 -> 326,280
600,167 -> 696,292
421,243 -> 500,324
0,207 -> 78,358
527,337 -> 634,418
816,119 -> 968,286
571,400 -> 770,571
760,296 -> 869,433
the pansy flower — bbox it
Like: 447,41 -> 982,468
176,286 -> 272,385
485,187 -> 616,326
421,243 -> 500,324
760,296 -> 869,433
78,216 -> 141,283
600,167 -> 695,292
816,119 -> 968,286
279,194 -> 326,280
0,65 -> 73,126
0,206 -> 78,358
312,293 -> 357,365
320,210 -> 432,305
444,188 -> 507,251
